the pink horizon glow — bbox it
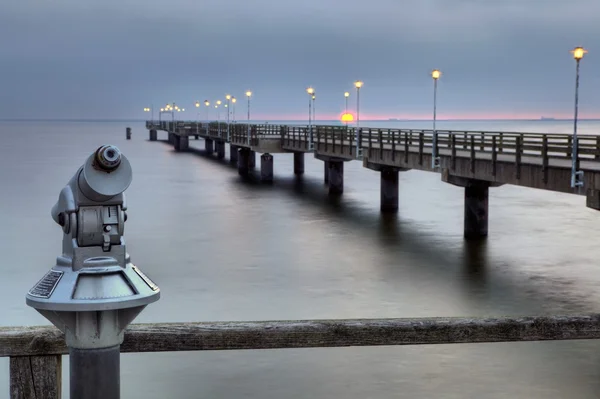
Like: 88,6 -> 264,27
247,111 -> 600,121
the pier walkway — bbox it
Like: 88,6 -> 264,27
145,120 -> 600,239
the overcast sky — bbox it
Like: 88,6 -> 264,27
1,0 -> 599,120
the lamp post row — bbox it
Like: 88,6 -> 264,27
144,46 -> 588,188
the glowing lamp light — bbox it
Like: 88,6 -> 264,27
306,87 -> 315,95
341,112 -> 354,123
432,69 -> 441,80
226,94 -> 231,100
572,46 -> 587,60
344,92 -> 350,98
246,91 -> 252,97
232,97 -> 237,103
354,81 -> 363,89
204,100 -> 210,106
195,101 -> 200,108
217,100 -> 222,105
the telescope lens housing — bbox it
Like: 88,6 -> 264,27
95,145 -> 122,171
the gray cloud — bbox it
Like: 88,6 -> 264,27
1,0 -> 599,119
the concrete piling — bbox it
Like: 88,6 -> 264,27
230,145 -> 238,164
380,169 -> 399,213
294,152 -> 305,175
261,153 -> 274,182
205,139 -> 213,153
238,148 -> 250,176
328,161 -> 344,194
464,182 -> 489,239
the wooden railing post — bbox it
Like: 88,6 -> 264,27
378,129 -> 383,158
470,135 -> 475,173
491,135 -> 497,177
515,135 -> 522,180
542,135 -> 548,184
404,131 -> 409,163
418,132 -> 424,165
391,130 -> 396,161
10,355 -> 62,399
451,134 -> 456,170
368,129 -> 373,157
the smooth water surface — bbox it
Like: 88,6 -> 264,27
1,120 -> 600,398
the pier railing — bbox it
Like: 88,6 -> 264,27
146,121 -> 600,163
5,314 -> 600,398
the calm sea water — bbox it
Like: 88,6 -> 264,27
1,120 -> 600,398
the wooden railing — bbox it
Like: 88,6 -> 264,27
5,314 -> 600,398
145,121 -> 600,164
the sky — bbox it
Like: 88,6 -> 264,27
1,0 -> 599,120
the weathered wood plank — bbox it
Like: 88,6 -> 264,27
10,355 -> 62,399
2,315 -> 600,357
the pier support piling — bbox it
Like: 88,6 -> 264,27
324,161 -> 330,184
216,141 -> 225,159
126,127 -> 132,140
149,129 -> 157,141
464,182 -> 489,240
261,153 -> 274,182
174,135 -> 189,152
230,145 -> 238,164
441,174 -> 500,240
168,132 -> 175,145
248,150 -> 256,169
238,148 -> 250,176
294,152 -> 305,175
328,161 -> 344,195
205,139 -> 214,153
380,168 -> 399,213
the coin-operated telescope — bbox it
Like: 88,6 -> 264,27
26,145 -> 160,399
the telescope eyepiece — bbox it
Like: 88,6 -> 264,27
95,145 -> 121,171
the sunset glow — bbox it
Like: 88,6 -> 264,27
341,112 -> 354,122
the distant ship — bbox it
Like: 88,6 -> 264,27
388,118 -> 399,121
540,116 -> 556,121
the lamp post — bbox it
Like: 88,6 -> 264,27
344,92 -> 350,126
431,69 -> 441,169
216,100 -> 222,137
354,80 -> 363,158
226,94 -> 231,141
143,106 -> 154,123
195,101 -> 201,133
307,87 -> 315,150
232,97 -> 237,123
312,95 -> 316,125
570,46 -> 587,188
246,91 -> 252,145
203,100 -> 210,133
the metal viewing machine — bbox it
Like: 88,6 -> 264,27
25,145 -> 160,399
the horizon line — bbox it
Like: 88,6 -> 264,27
1,118 -> 600,122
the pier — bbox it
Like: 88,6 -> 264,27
146,120 -> 600,239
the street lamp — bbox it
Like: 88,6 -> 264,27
344,92 -> 350,126
225,94 -> 232,141
307,87 -> 315,150
431,69 -> 441,169
570,46 -> 587,188
216,100 -> 222,136
354,80 -> 363,158
232,97 -> 237,123
203,100 -> 210,134
246,91 -> 252,145
143,106 -> 154,123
